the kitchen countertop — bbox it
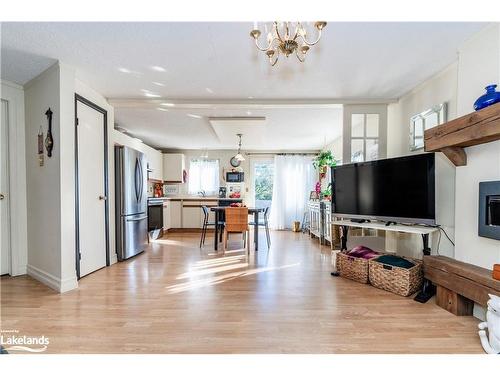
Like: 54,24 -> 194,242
148,196 -> 243,201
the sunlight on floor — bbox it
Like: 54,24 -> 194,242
165,262 -> 301,294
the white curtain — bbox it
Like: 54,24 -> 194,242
269,155 -> 316,230
188,159 -> 220,195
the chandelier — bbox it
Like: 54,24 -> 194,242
234,134 -> 245,161
250,21 -> 327,66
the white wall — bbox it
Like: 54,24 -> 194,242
386,63 -> 458,258
24,63 -> 78,292
1,80 -> 28,276
454,24 -> 500,270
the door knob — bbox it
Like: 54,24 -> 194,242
99,195 -> 107,200
0,193 -> 4,200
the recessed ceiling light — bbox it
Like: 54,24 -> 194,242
157,107 -> 169,112
152,82 -> 165,87
246,111 -> 252,115
151,66 -> 166,72
205,88 -> 214,94
187,114 -> 202,119
118,67 -> 131,73
248,96 -> 254,99
161,102 -> 175,107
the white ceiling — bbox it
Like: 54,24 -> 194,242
0,22 -> 486,150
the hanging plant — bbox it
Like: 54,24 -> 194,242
313,150 -> 336,171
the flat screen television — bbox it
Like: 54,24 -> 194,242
331,153 -> 435,225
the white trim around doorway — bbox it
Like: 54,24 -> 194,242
1,80 -> 28,276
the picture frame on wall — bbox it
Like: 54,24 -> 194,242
409,103 -> 447,151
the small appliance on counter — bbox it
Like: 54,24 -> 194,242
218,186 -> 227,198
226,182 -> 245,199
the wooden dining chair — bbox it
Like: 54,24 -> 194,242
223,207 -> 250,253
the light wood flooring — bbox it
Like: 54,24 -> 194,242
0,231 -> 483,353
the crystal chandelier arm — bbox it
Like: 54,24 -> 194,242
274,22 -> 284,43
269,50 -> 279,66
298,28 -> 323,46
253,37 -> 274,51
296,49 -> 305,62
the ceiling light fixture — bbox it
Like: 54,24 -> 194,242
187,114 -> 202,119
161,102 -> 175,107
234,134 -> 245,161
250,21 -> 327,66
144,92 -> 161,98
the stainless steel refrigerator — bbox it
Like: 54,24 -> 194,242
115,146 -> 148,260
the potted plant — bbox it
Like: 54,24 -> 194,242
313,150 -> 336,176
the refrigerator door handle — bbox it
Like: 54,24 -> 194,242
134,158 -> 141,203
126,215 -> 148,222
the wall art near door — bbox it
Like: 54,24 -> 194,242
38,125 -> 44,166
44,108 -> 54,157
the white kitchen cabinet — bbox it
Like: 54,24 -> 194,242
182,203 -> 201,228
145,148 -> 163,181
163,153 -> 185,183
163,201 -> 171,230
169,200 -> 182,228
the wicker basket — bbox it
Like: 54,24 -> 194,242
368,256 -> 423,296
337,252 -> 378,284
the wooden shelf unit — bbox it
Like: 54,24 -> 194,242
424,102 -> 500,166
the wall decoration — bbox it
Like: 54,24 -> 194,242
38,126 -> 44,166
45,108 -> 54,157
409,103 -> 447,151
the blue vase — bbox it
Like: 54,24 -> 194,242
473,84 -> 500,111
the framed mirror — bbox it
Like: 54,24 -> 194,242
409,103 -> 447,151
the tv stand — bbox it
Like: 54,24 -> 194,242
330,219 -> 439,302
350,218 -> 371,224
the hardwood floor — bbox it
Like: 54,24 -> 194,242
0,231 -> 483,353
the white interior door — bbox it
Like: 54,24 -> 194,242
1,100 -> 11,275
77,100 -> 107,277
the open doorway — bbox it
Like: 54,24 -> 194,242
251,159 -> 274,210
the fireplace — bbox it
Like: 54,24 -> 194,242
479,181 -> 500,240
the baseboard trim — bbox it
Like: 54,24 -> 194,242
27,264 -> 78,293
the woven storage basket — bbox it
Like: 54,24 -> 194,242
368,256 -> 423,296
337,252 -> 379,284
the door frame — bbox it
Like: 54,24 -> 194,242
0,80 -> 27,276
74,94 -> 110,279
1,99 -> 11,275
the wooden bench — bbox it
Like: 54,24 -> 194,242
423,255 -> 500,316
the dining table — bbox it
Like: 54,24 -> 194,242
210,206 -> 266,251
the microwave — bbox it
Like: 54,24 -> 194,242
226,171 -> 244,183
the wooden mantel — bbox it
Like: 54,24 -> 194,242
424,102 -> 500,166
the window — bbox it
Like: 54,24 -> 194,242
350,113 -> 379,162
252,160 -> 274,209
188,159 -> 220,195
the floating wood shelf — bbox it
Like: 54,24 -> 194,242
424,102 -> 500,166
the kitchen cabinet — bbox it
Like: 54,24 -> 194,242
163,153 -> 185,183
145,147 -> 163,181
169,200 -> 182,229
163,201 -> 171,230
182,203 -> 201,229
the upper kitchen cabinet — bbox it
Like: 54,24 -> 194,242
163,153 -> 186,183
145,147 -> 163,181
